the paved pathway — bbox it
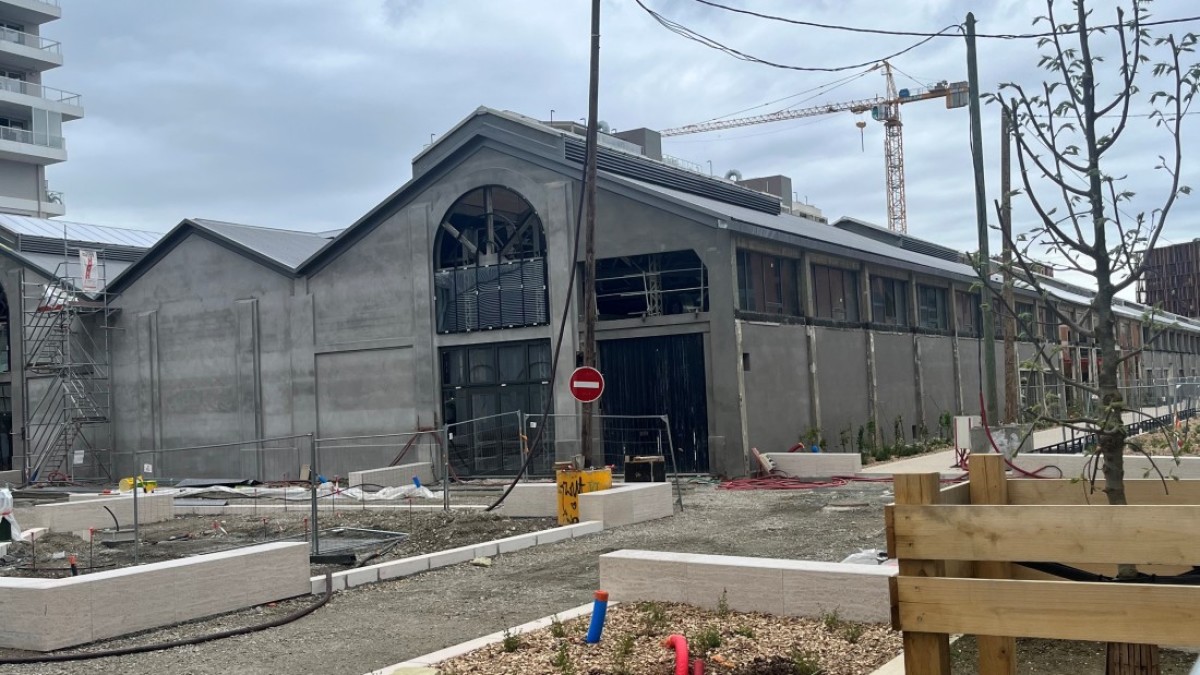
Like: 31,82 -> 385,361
860,404 -> 1177,477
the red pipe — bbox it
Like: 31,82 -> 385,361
662,634 -> 689,675
692,658 -> 705,675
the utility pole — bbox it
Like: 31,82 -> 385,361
966,12 -> 999,425
579,0 -> 601,467
1001,108 -> 1019,424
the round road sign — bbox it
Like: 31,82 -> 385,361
568,366 -> 605,403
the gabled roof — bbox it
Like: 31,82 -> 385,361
188,219 -> 331,269
107,218 -> 331,295
300,106 -> 783,274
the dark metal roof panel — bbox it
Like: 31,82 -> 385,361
189,219 -> 330,269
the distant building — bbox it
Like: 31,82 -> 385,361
0,1 -> 81,218
1140,240 -> 1200,319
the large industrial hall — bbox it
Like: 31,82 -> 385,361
0,107 -> 1196,482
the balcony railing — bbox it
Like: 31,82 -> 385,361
0,125 -> 63,149
0,27 -> 60,54
0,78 -> 79,105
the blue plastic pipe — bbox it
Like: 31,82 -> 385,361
585,590 -> 609,644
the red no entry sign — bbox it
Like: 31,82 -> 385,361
568,366 -> 605,403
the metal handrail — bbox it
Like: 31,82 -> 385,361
0,77 -> 80,105
0,125 -> 63,149
0,27 -> 60,53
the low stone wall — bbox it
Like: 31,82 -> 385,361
579,482 -> 672,527
347,462 -> 436,489
599,549 -> 895,623
763,452 -> 862,478
0,541 -> 310,652
17,493 -> 174,535
1011,453 -> 1200,479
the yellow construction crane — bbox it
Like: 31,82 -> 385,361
660,62 -> 968,234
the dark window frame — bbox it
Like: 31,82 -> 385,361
870,275 -> 910,327
736,249 -> 800,316
916,284 -> 949,331
811,264 -> 860,322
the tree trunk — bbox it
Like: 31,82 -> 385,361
1107,643 -> 1160,674
1096,297 -> 1161,675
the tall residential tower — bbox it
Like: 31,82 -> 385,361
0,0 -> 80,218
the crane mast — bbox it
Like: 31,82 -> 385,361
660,62 -> 968,234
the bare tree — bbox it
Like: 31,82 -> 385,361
983,1 -> 1198,672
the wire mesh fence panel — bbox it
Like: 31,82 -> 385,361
524,413 -> 675,472
444,411 -> 529,478
111,434 -> 312,485
314,432 -> 439,481
1018,376 -> 1200,425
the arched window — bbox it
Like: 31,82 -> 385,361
434,186 -> 549,333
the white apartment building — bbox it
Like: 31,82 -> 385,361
0,0 -> 80,218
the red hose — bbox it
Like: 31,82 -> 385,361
662,634 -> 689,675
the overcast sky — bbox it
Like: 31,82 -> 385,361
46,0 -> 1200,269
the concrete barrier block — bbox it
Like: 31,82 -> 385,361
781,563 -> 894,623
580,483 -> 671,528
685,559 -> 786,616
599,550 -> 689,603
377,554 -> 433,581
501,482 -> 557,518
0,542 -> 309,652
348,462 -> 436,489
601,550 -> 895,625
18,493 -> 174,534
763,452 -> 862,478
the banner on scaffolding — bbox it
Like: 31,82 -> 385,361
79,249 -> 98,292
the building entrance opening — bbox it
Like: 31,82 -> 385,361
598,334 -> 709,473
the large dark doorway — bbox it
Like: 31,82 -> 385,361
598,333 -> 709,473
440,339 -> 552,476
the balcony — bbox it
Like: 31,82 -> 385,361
0,27 -> 61,71
0,77 -> 80,118
0,1 -> 62,25
0,189 -> 64,217
0,124 -> 63,163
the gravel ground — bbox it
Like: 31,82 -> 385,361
2,502 -> 551,578
439,601 -> 900,675
951,636 -> 1198,674
0,482 -> 894,675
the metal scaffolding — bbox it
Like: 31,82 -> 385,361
20,251 -> 112,482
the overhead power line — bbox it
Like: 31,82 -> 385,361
686,0 -> 1200,39
634,0 -> 959,73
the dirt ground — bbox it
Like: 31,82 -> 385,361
1,501 -> 554,579
952,636 -> 1198,674
0,482 -> 895,675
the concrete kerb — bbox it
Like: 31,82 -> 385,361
310,521 -> 604,595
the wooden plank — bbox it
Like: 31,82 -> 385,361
896,576 -> 1200,646
968,455 -> 1016,675
894,473 -> 951,675
893,504 -> 1200,565
1008,478 -> 1200,505
938,480 -> 972,505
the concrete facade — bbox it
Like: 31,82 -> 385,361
80,107 -> 1200,480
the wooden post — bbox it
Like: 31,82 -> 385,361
970,454 -> 1017,675
894,473 -> 952,675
